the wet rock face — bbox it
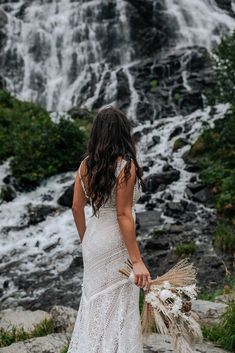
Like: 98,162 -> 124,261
126,0 -> 174,57
129,47 -> 211,121
215,0 -> 234,13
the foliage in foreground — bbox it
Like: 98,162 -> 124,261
0,318 -> 55,348
186,30 -> 235,227
187,114 -> 235,220
203,301 -> 235,352
0,90 -> 93,190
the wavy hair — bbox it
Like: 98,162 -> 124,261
79,106 -> 145,217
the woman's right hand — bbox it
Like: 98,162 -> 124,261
132,260 -> 151,290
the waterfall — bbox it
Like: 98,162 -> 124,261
164,0 -> 235,49
1,0 -> 235,113
1,0 -> 133,112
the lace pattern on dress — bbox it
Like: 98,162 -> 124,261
68,157 -> 144,353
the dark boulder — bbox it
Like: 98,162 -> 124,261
144,236 -> 170,251
137,193 -> 151,204
169,126 -> 183,140
25,203 -> 58,225
58,184 -> 74,208
193,187 -> 214,206
0,185 -> 16,202
147,135 -> 161,149
186,182 -> 206,193
185,183 -> 213,206
215,0 -> 233,13
145,168 -> 180,193
145,202 -> 157,211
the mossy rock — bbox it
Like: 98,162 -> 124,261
173,137 -> 188,152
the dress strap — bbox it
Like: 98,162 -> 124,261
78,157 -> 90,199
115,159 -> 128,178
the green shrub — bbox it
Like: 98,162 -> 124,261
0,89 -> 92,190
187,31 -> 235,220
213,221 -> 235,253
203,301 -> 235,351
0,318 -> 55,348
174,242 -> 197,258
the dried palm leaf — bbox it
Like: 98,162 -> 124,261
118,257 -> 203,353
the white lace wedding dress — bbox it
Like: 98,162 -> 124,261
67,158 -> 144,353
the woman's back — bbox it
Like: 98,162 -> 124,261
78,157 -> 142,214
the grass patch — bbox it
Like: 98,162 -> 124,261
203,301 -> 235,352
60,345 -> 68,353
0,318 -> 55,348
213,220 -> 235,253
174,242 -> 197,258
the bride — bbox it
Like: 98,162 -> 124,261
68,105 -> 151,352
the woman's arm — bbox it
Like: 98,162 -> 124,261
115,159 -> 151,290
72,162 -> 88,243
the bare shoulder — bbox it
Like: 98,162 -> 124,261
78,156 -> 89,177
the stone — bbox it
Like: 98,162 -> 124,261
136,211 -> 161,234
57,184 -> 74,208
169,126 -> 183,140
145,202 -> 157,211
186,182 -> 206,193
193,187 -> 213,205
147,135 -> 161,150
50,305 -> 77,333
143,333 -> 230,353
144,237 -> 170,251
0,185 -> 16,202
0,308 -> 51,332
0,333 -> 70,353
192,299 -> 228,326
25,203 -> 58,225
215,0 -> 233,13
145,169 -> 180,193
137,193 -> 151,204
163,202 -> 184,217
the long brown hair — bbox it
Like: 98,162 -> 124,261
79,106 -> 145,217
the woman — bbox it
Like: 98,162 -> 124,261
68,105 -> 151,353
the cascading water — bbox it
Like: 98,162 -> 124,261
0,0 -> 234,113
164,0 -> 235,49
0,0 -> 235,309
